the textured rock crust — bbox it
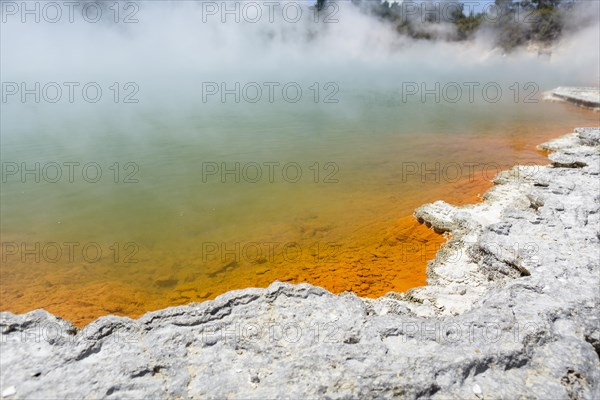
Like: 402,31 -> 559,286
549,87 -> 600,110
1,128 -> 599,399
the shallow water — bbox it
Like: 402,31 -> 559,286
2,1 -> 599,325
1,90 -> 598,326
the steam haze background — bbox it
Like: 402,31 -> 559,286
2,1 -> 599,106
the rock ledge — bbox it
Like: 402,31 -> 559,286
548,87 -> 600,110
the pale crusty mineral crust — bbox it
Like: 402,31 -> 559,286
1,128 -> 599,399
549,87 -> 600,110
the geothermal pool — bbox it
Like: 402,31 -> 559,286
1,93 -> 598,326
2,1 -> 599,326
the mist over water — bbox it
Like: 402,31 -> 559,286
2,1 -> 599,148
3,2 -> 599,86
1,1 -> 599,323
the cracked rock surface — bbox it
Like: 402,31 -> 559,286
1,128 -> 599,399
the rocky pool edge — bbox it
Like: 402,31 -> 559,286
1,124 -> 599,399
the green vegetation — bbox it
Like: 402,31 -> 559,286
322,0 -> 584,51
450,4 -> 484,41
486,0 -> 567,49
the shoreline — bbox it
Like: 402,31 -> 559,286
1,123 -> 599,398
548,87 -> 600,111
2,126 -> 573,327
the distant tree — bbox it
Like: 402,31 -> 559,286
488,0 -> 565,49
344,0 -> 569,49
495,0 -> 518,13
375,1 -> 393,20
488,0 -> 528,49
527,1 -> 564,43
530,0 -> 562,10
449,3 -> 483,40
315,0 -> 327,12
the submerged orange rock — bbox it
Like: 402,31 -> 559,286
1,115 -> 595,328
0,172 -> 494,328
